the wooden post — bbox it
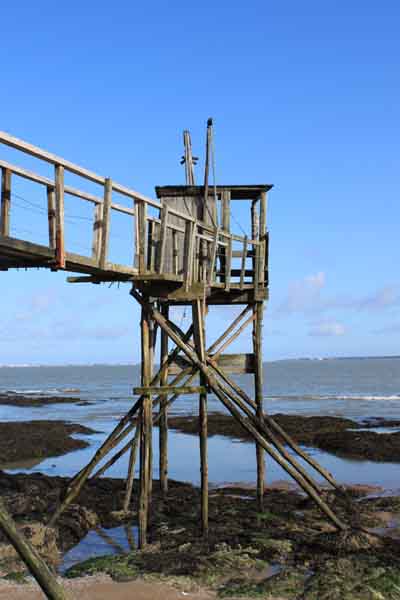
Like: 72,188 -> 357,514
253,302 -> 265,510
47,186 -> 57,250
0,168 -> 11,236
54,165 -> 65,268
100,178 -> 112,270
138,301 -> 153,548
192,299 -> 208,536
92,202 -> 103,263
159,303 -> 169,496
0,499 -> 68,599
136,200 -> 147,275
251,197 -> 264,510
156,206 -> 169,273
123,424 -> 141,512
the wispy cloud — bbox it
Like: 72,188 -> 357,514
309,320 -> 347,337
277,271 -> 326,315
373,322 -> 400,335
277,272 -> 400,316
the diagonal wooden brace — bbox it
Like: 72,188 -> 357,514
130,288 -> 347,531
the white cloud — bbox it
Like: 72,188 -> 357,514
309,321 -> 347,337
277,271 -> 326,314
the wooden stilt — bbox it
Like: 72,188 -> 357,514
123,423 -> 141,512
138,302 -> 153,548
130,290 -> 347,531
49,324 -> 194,527
192,299 -> 208,536
159,303 -> 169,496
0,499 -> 68,600
253,301 -> 265,510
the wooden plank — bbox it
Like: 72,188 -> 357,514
92,202 -> 102,263
183,221 -> 194,291
111,202 -> 135,216
136,200 -> 147,274
221,190 -> 231,232
172,230 -> 179,275
0,131 -> 160,207
156,184 -> 273,201
1,168 -> 11,236
169,353 -> 255,375
54,165 -> 65,268
225,235 -> 232,291
134,385 -> 207,395
46,186 -> 56,250
99,178 -> 112,269
156,205 -> 169,273
240,236 -> 247,290
0,159 -> 102,204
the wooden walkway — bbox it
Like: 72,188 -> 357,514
0,131 -> 270,304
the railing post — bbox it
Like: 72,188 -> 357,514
135,199 -> 147,275
47,186 -> 56,250
92,203 -> 103,263
54,165 -> 65,268
1,168 -> 11,236
225,234 -> 232,291
100,178 -> 112,270
183,220 -> 195,292
156,205 -> 169,273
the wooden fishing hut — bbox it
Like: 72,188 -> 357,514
0,121 -> 350,598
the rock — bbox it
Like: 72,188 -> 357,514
0,521 -> 59,564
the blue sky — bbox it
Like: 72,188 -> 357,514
1,1 -> 400,364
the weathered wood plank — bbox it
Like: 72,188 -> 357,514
134,385 -> 207,395
54,165 -> 65,268
1,168 -> 11,236
99,178 -> 112,269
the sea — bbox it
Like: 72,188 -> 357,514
1,357 -> 400,568
1,357 -> 400,489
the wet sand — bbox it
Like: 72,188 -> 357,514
0,575 -> 216,600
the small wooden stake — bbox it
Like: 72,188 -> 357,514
0,499 -> 68,599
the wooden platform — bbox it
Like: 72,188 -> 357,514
0,131 -> 271,304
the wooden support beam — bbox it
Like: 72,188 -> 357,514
123,421 -> 141,512
100,178 -> 112,269
207,304 -> 252,354
225,235 -> 232,291
192,299 -> 208,536
134,385 -> 207,395
169,352 -> 256,375
0,499 -> 68,599
130,290 -> 347,531
54,165 -> 65,268
47,186 -> 56,250
49,323 -> 194,526
253,302 -> 265,510
159,303 -> 169,496
1,168 -> 11,236
138,301 -> 153,548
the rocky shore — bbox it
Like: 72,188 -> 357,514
0,472 -> 400,598
0,421 -> 98,464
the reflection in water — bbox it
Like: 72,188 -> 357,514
60,524 -> 138,573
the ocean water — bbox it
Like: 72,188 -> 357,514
1,357 -> 400,489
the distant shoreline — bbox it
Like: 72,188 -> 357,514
1,354 -> 400,368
